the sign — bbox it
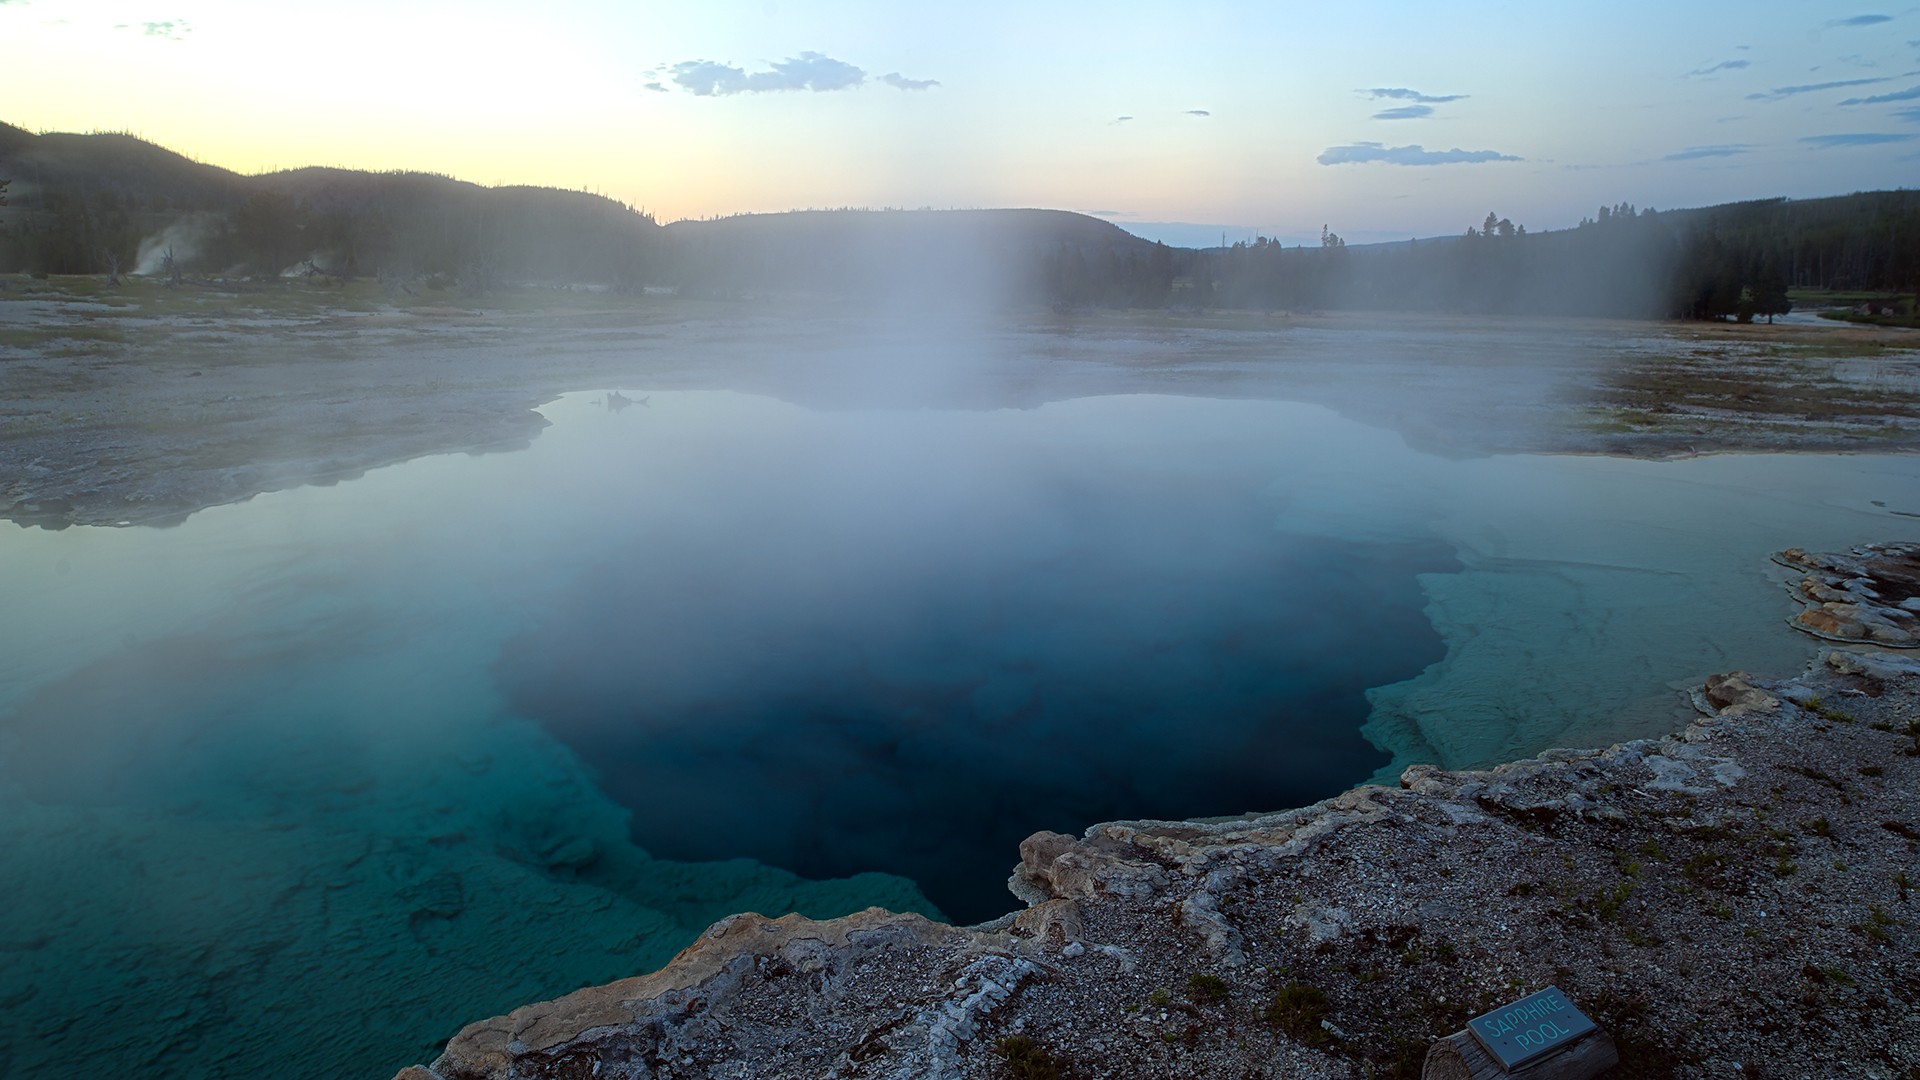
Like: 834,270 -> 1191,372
1465,986 -> 1596,1070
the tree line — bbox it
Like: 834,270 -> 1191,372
2,121 -> 1913,321
1183,192 -> 1917,321
0,175 -> 661,291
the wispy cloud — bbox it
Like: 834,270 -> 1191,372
1800,132 -> 1915,147
1364,87 -> 1468,104
1185,109 -> 1211,117
1663,144 -> 1753,161
642,81 -> 667,93
112,19 -> 190,38
1827,13 -> 1893,26
1896,105 -> 1920,121
1687,59 -> 1751,76
1112,115 -> 1134,124
880,72 -> 939,91
1373,104 -> 1434,120
1840,83 -> 1920,104
668,52 -> 867,96
1317,142 -> 1520,166
1747,76 -> 1888,100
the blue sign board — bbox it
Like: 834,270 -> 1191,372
1466,986 -> 1596,1069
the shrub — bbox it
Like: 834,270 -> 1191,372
1263,982 -> 1330,1045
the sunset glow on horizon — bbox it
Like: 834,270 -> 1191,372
4,0 -> 1916,244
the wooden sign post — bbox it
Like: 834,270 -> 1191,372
1422,987 -> 1618,1080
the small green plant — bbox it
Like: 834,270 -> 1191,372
1262,982 -> 1331,1045
1146,987 -> 1171,1008
1896,870 -> 1911,900
1805,963 -> 1855,987
1805,695 -> 1855,723
1804,816 -> 1832,837
1684,849 -> 1727,887
993,1035 -> 1059,1080
1773,856 -> 1798,877
1785,764 -> 1846,790
1636,839 -> 1668,862
1594,880 -> 1636,921
1186,973 -> 1228,1004
1707,901 -> 1733,920
1869,905 -> 1897,939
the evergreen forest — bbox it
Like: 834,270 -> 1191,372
2,123 -> 1915,322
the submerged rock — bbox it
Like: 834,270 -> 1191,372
395,654 -> 1920,1079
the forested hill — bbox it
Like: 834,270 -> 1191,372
0,123 -> 661,285
0,122 -> 1914,320
1194,192 -> 1920,320
662,208 -> 1170,303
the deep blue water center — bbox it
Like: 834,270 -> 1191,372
494,475 -> 1455,921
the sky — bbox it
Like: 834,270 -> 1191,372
3,0 -> 1918,245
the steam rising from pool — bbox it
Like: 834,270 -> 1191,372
490,404 -> 1453,917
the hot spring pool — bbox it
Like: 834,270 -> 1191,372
2,389 -> 1915,1078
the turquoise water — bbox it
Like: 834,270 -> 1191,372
2,389 -> 1917,1078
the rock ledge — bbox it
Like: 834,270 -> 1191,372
398,649 -> 1920,1079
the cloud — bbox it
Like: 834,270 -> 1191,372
1800,132 -> 1916,147
1840,83 -> 1920,104
1317,142 -> 1521,165
1185,109 -> 1210,117
1828,13 -> 1893,26
111,19 -> 190,38
643,81 -> 668,93
1662,144 -> 1753,161
1373,104 -> 1434,120
1112,115 -> 1133,124
1686,59 -> 1751,76
1364,87 -> 1468,104
668,52 -> 867,96
1747,76 -> 1888,100
1896,105 -> 1920,121
880,72 -> 939,90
